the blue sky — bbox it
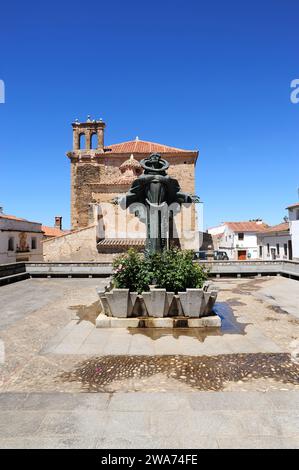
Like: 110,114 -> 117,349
0,0 -> 298,229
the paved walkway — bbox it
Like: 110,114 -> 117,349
0,277 -> 298,448
0,391 -> 298,448
42,301 -> 282,356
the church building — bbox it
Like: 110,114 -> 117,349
43,117 -> 199,261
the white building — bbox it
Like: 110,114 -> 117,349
0,212 -> 43,263
208,221 -> 268,260
257,223 -> 291,260
287,202 -> 299,260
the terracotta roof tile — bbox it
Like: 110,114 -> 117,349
259,222 -> 289,234
225,221 -> 269,232
42,226 -> 70,237
103,139 -> 197,154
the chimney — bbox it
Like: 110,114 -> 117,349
54,216 -> 62,230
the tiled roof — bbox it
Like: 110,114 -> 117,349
0,214 -> 41,224
97,238 -> 145,247
0,214 -> 28,222
225,221 -> 269,232
286,202 -> 299,210
103,139 -> 197,154
42,226 -> 70,237
259,222 -> 289,234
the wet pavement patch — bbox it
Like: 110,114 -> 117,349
59,353 -> 299,392
69,301 -> 100,325
214,302 -> 251,335
231,278 -> 269,296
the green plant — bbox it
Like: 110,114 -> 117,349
112,248 -> 208,294
150,249 -> 208,293
112,249 -> 152,293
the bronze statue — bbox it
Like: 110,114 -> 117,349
120,153 -> 193,253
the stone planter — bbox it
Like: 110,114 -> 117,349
105,288 -> 130,318
178,289 -> 204,318
201,290 -> 218,316
98,287 -> 218,318
142,289 -> 175,317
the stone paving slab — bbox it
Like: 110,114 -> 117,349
44,322 -> 283,356
217,436 -> 299,449
0,278 -> 102,330
0,391 -> 298,448
0,436 -> 97,449
1,278 -> 299,448
255,277 -> 299,318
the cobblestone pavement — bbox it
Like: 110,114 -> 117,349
0,276 -> 298,448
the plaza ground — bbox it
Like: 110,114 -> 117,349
0,276 -> 298,448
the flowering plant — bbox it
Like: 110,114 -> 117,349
112,248 -> 208,294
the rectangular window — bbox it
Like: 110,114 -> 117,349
267,243 -> 270,255
276,243 -> 280,256
238,233 -> 244,240
284,243 -> 288,256
8,237 -> 14,251
31,237 -> 37,250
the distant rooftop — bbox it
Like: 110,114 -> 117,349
224,221 -> 269,232
286,202 -> 299,210
0,213 -> 41,224
259,222 -> 289,235
42,226 -> 70,238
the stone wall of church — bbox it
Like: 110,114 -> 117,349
70,155 -> 196,231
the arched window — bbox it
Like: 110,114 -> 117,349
8,237 -> 14,251
79,133 -> 86,149
91,133 -> 98,149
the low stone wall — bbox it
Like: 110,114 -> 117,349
0,262 -> 26,278
0,262 -> 28,286
26,261 -> 112,277
197,260 -> 299,278
1,260 -> 299,283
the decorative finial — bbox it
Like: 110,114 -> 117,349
135,136 -> 139,141
130,154 -> 134,160
87,115 -> 91,122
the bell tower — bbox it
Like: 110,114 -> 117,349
72,115 -> 106,152
67,116 -> 106,230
